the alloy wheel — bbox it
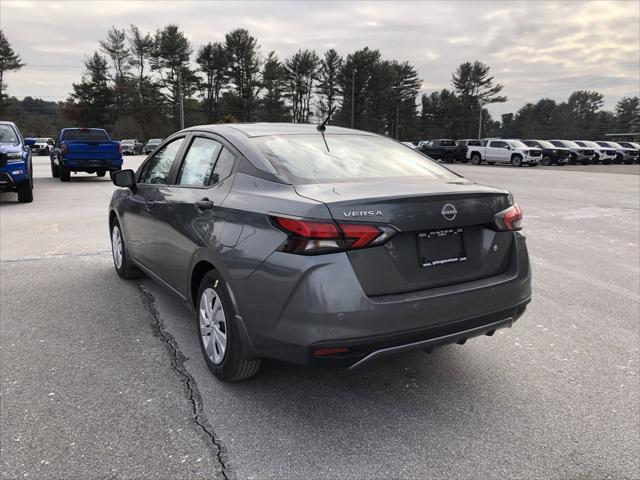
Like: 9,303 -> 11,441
111,225 -> 123,269
199,288 -> 227,365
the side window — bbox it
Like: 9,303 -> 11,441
492,141 -> 506,148
210,147 -> 236,185
178,137 -> 223,186
141,138 -> 184,184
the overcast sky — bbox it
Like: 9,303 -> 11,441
1,0 -> 638,118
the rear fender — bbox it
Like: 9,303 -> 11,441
187,249 -> 259,358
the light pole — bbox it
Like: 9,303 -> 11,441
178,69 -> 185,130
477,103 -> 483,139
351,67 -> 357,129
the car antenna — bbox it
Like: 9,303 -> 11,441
316,106 -> 337,132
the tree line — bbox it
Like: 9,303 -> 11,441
0,26 -> 638,141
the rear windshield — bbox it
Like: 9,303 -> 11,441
0,124 -> 19,145
251,134 -> 459,184
148,139 -> 162,144
62,129 -> 109,142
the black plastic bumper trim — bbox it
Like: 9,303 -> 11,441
348,317 -> 514,369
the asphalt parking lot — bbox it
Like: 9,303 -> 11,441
1,155 -> 639,479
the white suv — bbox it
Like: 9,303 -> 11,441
466,139 -> 541,167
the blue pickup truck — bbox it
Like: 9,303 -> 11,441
0,121 -> 34,203
51,128 -> 123,182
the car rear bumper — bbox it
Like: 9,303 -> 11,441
235,232 -> 531,367
63,159 -> 123,169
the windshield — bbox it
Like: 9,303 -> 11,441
507,140 -> 527,148
121,139 -> 134,144
536,140 -> 554,148
0,124 -> 19,145
559,140 -> 579,148
438,140 -> 455,147
251,134 -> 459,184
581,141 -> 599,149
597,141 -> 619,148
62,129 -> 109,142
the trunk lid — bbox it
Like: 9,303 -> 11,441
295,178 -> 514,296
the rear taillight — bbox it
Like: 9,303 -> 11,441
61,144 -> 68,155
118,142 -> 123,154
274,217 -> 395,254
492,204 -> 523,231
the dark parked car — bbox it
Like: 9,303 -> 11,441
109,123 -> 531,382
121,139 -> 143,155
51,128 -> 123,181
418,139 -> 457,162
454,139 -> 483,163
548,140 -> 594,165
521,140 -> 570,166
617,142 -> 640,163
0,121 -> 34,203
144,138 -> 163,154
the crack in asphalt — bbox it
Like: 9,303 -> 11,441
137,282 -> 232,480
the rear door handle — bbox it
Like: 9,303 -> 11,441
195,198 -> 214,210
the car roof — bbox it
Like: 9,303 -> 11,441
184,122 -> 377,138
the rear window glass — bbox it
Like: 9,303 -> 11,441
251,134 -> 459,184
62,129 -> 109,142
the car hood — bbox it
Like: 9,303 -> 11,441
0,144 -> 21,154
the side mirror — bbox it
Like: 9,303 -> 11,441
111,169 -> 137,191
505,145 -> 511,150
24,138 -> 36,146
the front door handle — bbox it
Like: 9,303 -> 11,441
195,198 -> 214,210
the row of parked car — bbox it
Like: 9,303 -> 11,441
28,136 -> 164,157
406,138 -> 640,167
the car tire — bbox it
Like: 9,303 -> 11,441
110,221 -> 141,279
444,153 -> 453,163
50,160 -> 59,178
511,155 -> 523,167
16,178 -> 33,203
196,270 -> 261,382
59,164 -> 71,182
470,153 -> 481,165
541,155 -> 551,166
96,169 -> 106,177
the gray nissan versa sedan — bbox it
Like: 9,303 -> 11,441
109,123 -> 531,381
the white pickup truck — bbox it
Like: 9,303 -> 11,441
466,139 -> 542,167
